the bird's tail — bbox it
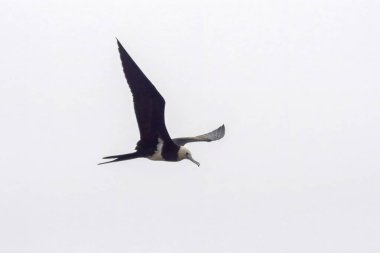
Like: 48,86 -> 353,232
98,152 -> 141,165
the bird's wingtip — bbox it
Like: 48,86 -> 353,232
219,124 -> 226,138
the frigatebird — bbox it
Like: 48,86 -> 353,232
99,39 -> 225,166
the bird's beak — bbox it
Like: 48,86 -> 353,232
188,156 -> 200,167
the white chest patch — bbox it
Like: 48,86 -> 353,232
148,138 -> 164,161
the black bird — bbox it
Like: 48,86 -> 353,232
99,39 -> 225,166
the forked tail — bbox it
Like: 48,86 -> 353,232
98,152 -> 141,165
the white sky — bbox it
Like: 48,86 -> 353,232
1,0 -> 379,252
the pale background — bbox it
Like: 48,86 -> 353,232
1,0 -> 379,252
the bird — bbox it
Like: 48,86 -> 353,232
99,39 -> 225,166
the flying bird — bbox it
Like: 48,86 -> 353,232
99,39 -> 225,166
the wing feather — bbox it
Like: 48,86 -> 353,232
172,125 -> 225,146
117,39 -> 172,147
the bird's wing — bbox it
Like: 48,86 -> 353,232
172,125 -> 225,146
117,39 -> 172,146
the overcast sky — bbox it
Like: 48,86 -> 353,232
1,0 -> 379,252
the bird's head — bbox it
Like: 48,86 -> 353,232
177,146 -> 200,167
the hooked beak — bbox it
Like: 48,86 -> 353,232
187,156 -> 200,167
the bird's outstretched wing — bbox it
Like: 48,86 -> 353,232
117,39 -> 172,149
172,125 -> 225,146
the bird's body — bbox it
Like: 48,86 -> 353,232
99,39 -> 225,166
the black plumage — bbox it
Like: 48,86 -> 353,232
99,39 -> 225,166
